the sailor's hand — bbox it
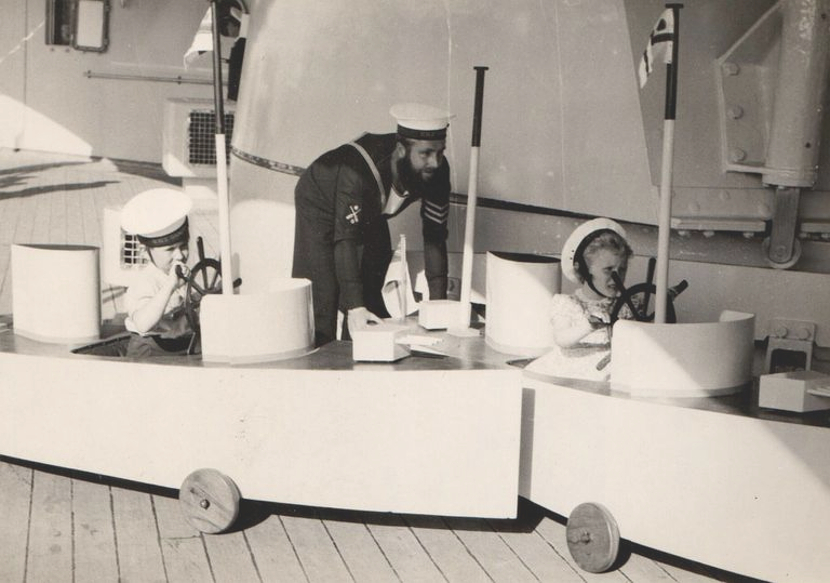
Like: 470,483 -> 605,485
347,306 -> 383,334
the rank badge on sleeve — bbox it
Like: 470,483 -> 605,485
346,204 -> 361,224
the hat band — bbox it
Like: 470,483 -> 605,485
397,125 -> 447,140
138,218 -> 189,248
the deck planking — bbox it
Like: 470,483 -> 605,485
0,148 -> 748,582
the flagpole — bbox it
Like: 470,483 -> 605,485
210,0 -> 234,296
654,3 -> 682,323
452,66 -> 488,334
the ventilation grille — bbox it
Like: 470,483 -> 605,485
187,110 -> 235,165
120,232 -> 148,268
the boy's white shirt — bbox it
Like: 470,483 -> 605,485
124,263 -> 190,337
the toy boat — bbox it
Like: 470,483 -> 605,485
2,296 -> 829,581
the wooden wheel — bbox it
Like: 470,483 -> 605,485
609,256 -> 688,324
610,282 -> 678,324
566,502 -> 620,573
184,258 -> 223,332
179,468 -> 241,534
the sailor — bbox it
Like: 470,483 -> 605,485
292,103 -> 453,345
121,188 -> 196,358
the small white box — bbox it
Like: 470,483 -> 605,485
352,323 -> 410,362
418,299 -> 458,330
758,370 -> 830,413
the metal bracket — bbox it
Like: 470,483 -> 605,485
764,318 -> 816,374
767,186 -> 800,265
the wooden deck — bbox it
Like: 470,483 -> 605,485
0,148 -> 754,582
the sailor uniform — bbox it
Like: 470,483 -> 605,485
292,132 -> 450,346
121,188 -> 196,357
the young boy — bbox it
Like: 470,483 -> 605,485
120,188 -> 195,358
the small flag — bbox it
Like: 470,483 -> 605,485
638,9 -> 675,89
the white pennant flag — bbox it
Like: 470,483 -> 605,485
184,7 -> 213,69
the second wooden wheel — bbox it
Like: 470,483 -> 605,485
566,502 -> 620,573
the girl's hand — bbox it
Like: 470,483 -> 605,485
587,314 -> 610,329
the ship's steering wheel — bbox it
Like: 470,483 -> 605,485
180,237 -> 242,337
609,257 -> 688,324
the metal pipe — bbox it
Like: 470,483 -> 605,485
763,0 -> 830,188
83,70 -> 218,85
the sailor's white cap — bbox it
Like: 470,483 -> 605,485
561,218 -> 627,283
121,188 -> 193,247
390,103 -> 453,140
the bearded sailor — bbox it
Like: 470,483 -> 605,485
292,103 -> 453,345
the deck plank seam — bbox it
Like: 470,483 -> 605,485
531,529 -> 586,582
486,521 -> 544,582
363,520 -> 405,583
107,485 -> 122,582
444,521 -> 496,583
199,532 -> 218,583
400,518 -> 453,583
70,479 -> 76,583
318,517 -> 361,583
22,466 -> 34,583
150,494 -> 174,583
278,514 -> 312,583
241,530 -> 265,583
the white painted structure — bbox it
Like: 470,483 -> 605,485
485,252 -> 560,357
199,278 -> 315,364
611,311 -> 755,397
0,337 -> 522,518
520,370 -> 830,583
11,244 -> 101,343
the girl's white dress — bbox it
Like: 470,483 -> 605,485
525,289 -> 632,381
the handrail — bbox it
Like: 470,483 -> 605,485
84,70 -> 224,85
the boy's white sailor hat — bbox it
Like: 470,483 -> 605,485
560,217 -> 627,283
121,188 -> 193,247
390,103 -> 453,140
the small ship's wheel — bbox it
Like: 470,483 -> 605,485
566,502 -> 620,573
179,468 -> 241,534
184,258 -> 223,332
610,282 -> 677,324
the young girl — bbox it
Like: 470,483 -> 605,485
120,188 -> 195,358
526,218 -> 635,381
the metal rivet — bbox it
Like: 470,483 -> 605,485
727,105 -> 744,120
729,148 -> 747,162
722,62 -> 740,76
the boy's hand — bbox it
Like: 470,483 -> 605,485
167,262 -> 189,290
